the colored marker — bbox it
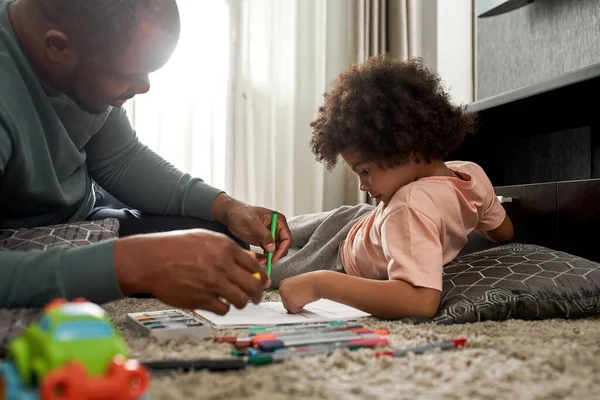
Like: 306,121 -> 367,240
248,321 -> 347,333
248,338 -> 388,365
258,333 -> 383,351
248,347 -> 331,365
214,336 -> 254,349
252,328 -> 383,342
232,348 -> 263,357
142,358 -> 246,372
214,336 -> 252,344
276,338 -> 388,356
249,324 -> 365,337
266,211 -> 278,277
251,328 -> 387,345
374,338 -> 467,359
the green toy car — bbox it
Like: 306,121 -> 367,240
9,298 -> 130,387
1,298 -> 150,400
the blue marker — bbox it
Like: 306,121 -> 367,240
248,321 -> 347,334
248,324 -> 364,337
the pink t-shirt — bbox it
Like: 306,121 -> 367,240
339,161 -> 506,292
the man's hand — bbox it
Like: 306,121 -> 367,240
211,194 -> 293,265
114,229 -> 268,314
279,272 -> 322,313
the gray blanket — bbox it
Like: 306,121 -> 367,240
270,204 -> 375,287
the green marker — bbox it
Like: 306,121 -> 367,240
247,343 -> 364,366
266,211 -> 278,277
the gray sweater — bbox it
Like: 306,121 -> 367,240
0,0 -> 223,307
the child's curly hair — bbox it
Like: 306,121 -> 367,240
310,55 -> 476,170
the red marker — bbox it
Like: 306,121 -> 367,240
374,338 -> 467,358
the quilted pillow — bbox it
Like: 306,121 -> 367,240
0,219 -> 119,357
0,218 -> 119,251
422,243 -> 600,325
0,309 -> 42,358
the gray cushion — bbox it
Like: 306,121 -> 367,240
0,218 -> 119,251
424,243 -> 600,325
0,218 -> 120,357
0,309 -> 42,358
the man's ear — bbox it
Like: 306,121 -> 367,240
43,29 -> 78,71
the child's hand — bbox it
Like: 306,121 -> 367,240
279,272 -> 321,313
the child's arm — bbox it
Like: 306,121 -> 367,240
477,214 -> 514,244
279,271 -> 441,319
475,173 -> 515,244
281,204 -> 444,319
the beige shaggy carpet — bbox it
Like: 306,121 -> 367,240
102,292 -> 600,400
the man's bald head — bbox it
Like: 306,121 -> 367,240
9,0 -> 181,113
32,0 -> 180,55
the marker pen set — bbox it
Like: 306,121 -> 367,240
141,336 -> 468,373
216,321 -> 390,365
128,313 -> 467,372
126,309 -> 213,340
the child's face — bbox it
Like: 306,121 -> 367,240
340,150 -> 419,205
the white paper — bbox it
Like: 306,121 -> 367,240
193,299 -> 371,329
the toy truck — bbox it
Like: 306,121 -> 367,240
0,298 -> 150,400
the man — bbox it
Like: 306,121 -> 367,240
0,0 -> 293,313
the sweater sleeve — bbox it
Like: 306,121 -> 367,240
0,118 -> 121,308
0,240 -> 124,308
0,120 -> 9,177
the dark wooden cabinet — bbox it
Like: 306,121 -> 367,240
557,179 -> 600,261
452,63 -> 600,262
495,183 -> 558,249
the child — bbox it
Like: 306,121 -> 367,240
276,55 -> 514,319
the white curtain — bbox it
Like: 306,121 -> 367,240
388,0 -> 420,61
123,0 -> 424,217
227,0 -> 355,218
125,0 -> 230,190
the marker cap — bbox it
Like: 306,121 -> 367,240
257,339 -> 285,351
247,354 -> 275,366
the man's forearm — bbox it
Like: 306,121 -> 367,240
0,242 -> 124,308
90,141 -> 223,221
314,271 -> 441,319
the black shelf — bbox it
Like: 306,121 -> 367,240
452,62 -> 600,188
468,62 -> 600,113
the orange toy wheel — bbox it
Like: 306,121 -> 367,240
40,361 -> 87,400
107,356 -> 150,399
40,357 -> 150,400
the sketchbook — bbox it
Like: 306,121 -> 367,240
193,299 -> 371,329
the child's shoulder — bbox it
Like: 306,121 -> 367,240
385,180 -> 445,219
445,160 -> 488,177
386,161 -> 491,216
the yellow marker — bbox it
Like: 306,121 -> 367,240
253,272 -> 261,280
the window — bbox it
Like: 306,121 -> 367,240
125,0 -> 231,188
